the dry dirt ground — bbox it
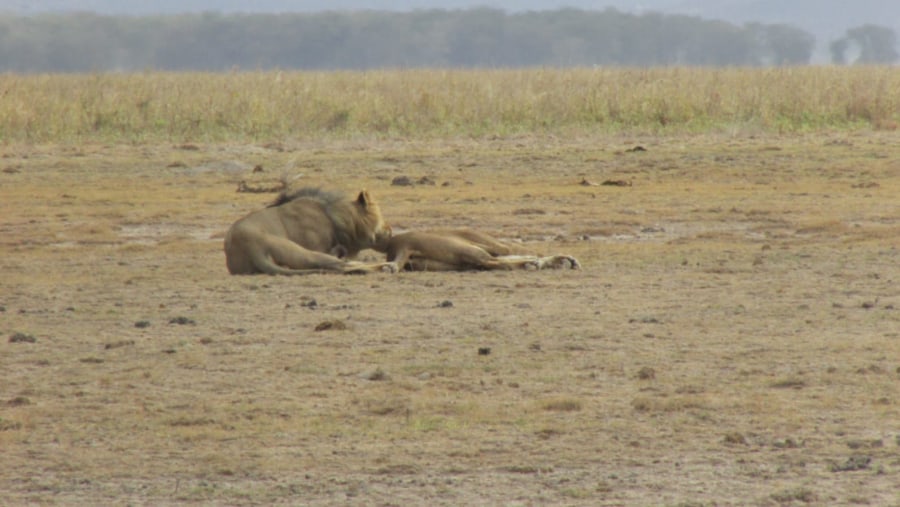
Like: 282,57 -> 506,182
1,133 -> 899,506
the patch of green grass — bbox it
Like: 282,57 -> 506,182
540,397 -> 583,412
409,415 -> 450,432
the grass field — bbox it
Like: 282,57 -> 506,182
1,69 -> 899,505
1,67 -> 899,143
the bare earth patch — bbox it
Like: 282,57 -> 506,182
1,134 -> 899,506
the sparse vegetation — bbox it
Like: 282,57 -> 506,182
539,397 -> 583,412
771,487 -> 817,504
1,69 -> 898,505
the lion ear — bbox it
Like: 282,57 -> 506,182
356,190 -> 372,207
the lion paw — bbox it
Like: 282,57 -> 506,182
541,255 -> 581,270
381,261 -> 400,273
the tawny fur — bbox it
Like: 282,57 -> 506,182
385,228 -> 581,272
224,188 -> 396,275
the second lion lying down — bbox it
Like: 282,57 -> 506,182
384,228 -> 580,272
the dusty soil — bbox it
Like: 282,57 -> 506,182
1,133 -> 899,506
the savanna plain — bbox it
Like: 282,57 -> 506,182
1,69 -> 899,506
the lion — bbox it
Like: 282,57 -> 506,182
384,228 -> 581,272
224,188 -> 398,275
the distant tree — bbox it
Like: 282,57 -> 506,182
748,23 -> 815,65
0,9 -> 821,72
444,8 -> 507,67
697,20 -> 757,66
831,24 -> 898,64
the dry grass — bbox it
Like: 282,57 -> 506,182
1,67 -> 899,143
1,72 -> 899,504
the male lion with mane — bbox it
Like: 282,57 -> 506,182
385,229 -> 580,272
224,188 -> 397,275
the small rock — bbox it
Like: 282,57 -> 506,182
478,347 -> 492,356
391,175 -> 413,186
134,320 -> 151,328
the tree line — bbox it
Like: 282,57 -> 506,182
0,9 -> 896,72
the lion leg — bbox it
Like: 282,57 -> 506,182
263,236 -> 344,271
452,247 -> 528,270
406,259 -> 468,271
449,229 -> 524,256
477,255 -> 544,270
386,246 -> 417,272
390,242 -> 500,272
261,235 -> 397,275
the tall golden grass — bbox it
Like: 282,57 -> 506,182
1,66 -> 898,143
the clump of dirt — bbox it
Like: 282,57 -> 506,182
8,332 -> 36,343
6,396 -> 31,406
315,320 -> 347,331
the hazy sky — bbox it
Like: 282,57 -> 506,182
4,0 -> 897,42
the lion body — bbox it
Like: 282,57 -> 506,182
385,229 -> 580,272
224,188 -> 396,275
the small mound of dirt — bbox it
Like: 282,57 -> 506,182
315,320 -> 347,332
